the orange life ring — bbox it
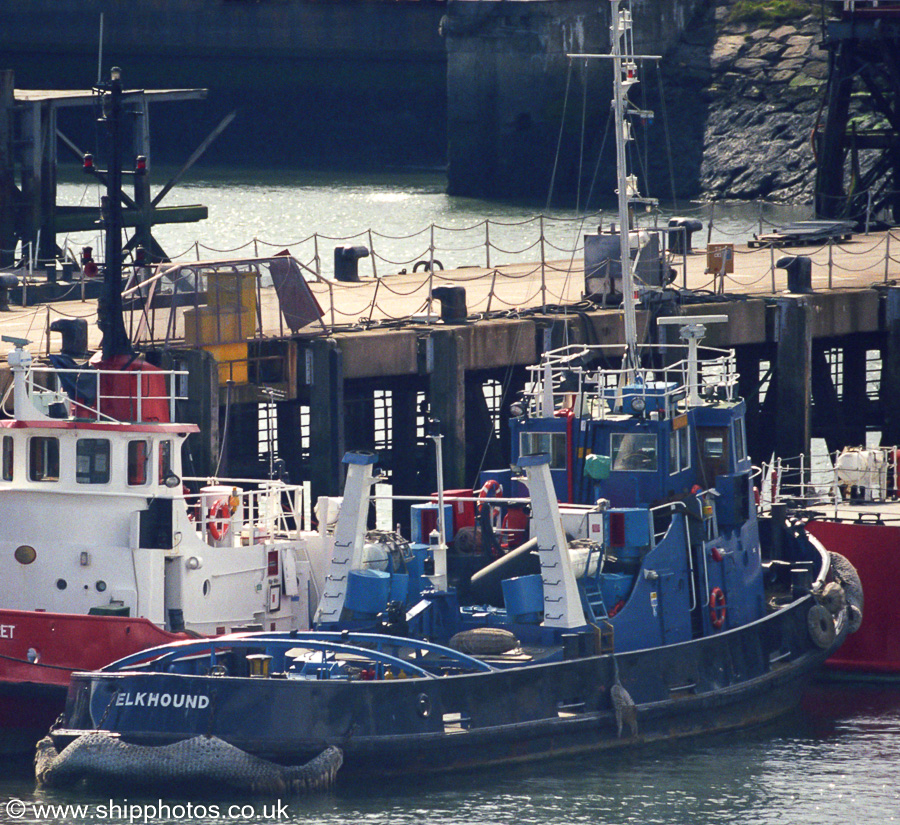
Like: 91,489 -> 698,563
478,479 -> 505,539
709,587 -> 726,630
478,479 -> 503,520
478,479 -> 503,504
207,499 -> 230,541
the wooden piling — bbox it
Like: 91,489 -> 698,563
774,296 -> 812,463
811,344 -> 843,455
428,328 -> 467,490
0,71 -> 14,267
880,286 -> 900,447
309,338 -> 345,501
735,345 -> 764,465
275,400 -> 307,485
842,337 -> 869,448
160,347 -> 219,478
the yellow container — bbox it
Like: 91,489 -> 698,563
205,342 -> 249,385
206,269 -> 258,315
184,306 -> 255,346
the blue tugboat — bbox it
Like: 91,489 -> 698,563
45,441 -> 856,782
41,0 -> 861,787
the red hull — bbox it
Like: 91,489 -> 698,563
0,609 -> 184,753
805,520 -> 900,675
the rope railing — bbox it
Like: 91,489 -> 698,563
15,197 -> 900,338
369,226 -> 431,241
5,201 -> 860,283
370,249 -> 431,268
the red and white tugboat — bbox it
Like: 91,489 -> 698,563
0,69 -> 332,753
0,333 -> 338,753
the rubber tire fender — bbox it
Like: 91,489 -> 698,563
829,551 -> 864,633
807,603 -> 837,649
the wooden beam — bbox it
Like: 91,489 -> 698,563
53,204 -> 208,233
152,110 -> 236,208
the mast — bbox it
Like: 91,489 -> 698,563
610,0 -> 659,377
572,1 -> 659,379
94,66 -> 133,361
610,0 -> 639,375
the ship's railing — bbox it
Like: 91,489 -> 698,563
103,631 -> 495,677
28,364 -> 189,424
763,446 -> 900,510
183,477 -> 309,543
521,343 -> 738,419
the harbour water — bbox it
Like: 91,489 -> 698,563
0,684 -> 898,824
7,169 -> 898,824
52,166 -> 815,280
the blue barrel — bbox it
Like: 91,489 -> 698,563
502,574 -> 544,623
345,569 -> 391,616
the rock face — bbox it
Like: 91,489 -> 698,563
656,0 -> 828,203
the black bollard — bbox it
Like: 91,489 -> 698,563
431,285 -> 468,324
667,217 -> 704,254
776,255 -> 812,293
334,245 -> 370,282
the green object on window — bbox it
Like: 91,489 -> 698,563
584,454 -> 611,480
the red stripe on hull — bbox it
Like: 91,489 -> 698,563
805,520 -> 900,674
0,609 -> 187,752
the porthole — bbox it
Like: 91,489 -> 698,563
14,545 -> 36,565
56,579 -> 67,590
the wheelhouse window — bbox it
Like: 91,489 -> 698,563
2,435 -> 12,481
611,432 -> 658,472
29,436 -> 60,482
733,417 -> 747,464
698,426 -> 730,481
668,422 -> 690,475
519,431 -> 567,469
76,438 -> 110,484
128,440 -> 150,486
158,440 -> 173,485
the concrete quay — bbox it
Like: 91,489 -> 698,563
3,228 -> 900,504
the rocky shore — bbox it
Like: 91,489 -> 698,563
659,0 -> 829,204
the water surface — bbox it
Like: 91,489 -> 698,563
2,684 -> 897,825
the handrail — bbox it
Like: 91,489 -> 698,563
182,479 -> 308,537
28,364 -> 189,424
102,631 -> 496,676
521,342 -> 738,418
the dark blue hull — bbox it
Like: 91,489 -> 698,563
55,595 -> 842,778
